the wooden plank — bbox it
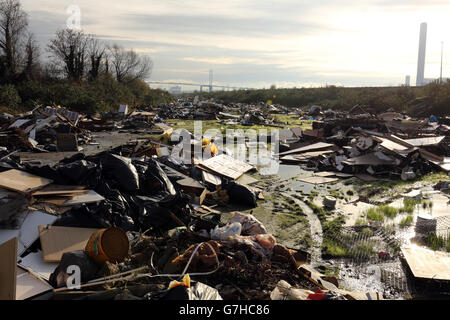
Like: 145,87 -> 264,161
402,246 -> 450,281
39,226 -> 100,262
61,190 -> 105,206
314,171 -> 336,177
379,138 -> 410,152
278,142 -> 335,157
32,185 -> 87,196
405,136 -> 446,147
18,152 -> 77,161
420,149 -> 444,163
0,237 -> 18,300
0,169 -> 53,193
36,196 -> 74,206
280,150 -> 334,162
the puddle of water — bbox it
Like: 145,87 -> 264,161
389,193 -> 450,219
289,181 -> 315,194
276,164 -> 303,180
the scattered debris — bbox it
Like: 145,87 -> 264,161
1,99 -> 449,301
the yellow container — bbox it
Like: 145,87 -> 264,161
85,227 -> 129,264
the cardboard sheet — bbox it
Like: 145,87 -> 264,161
0,169 -> 53,193
61,190 -> 105,206
198,154 -> 253,180
37,196 -> 73,206
39,226 -> 100,262
0,210 -> 58,256
278,142 -> 335,157
16,267 -> 53,300
9,119 -> 31,129
405,136 -> 446,147
402,246 -> 450,281
202,170 -> 222,186
314,171 -> 337,177
280,150 -> 334,162
32,185 -> 88,196
18,251 -> 58,281
0,237 -> 18,300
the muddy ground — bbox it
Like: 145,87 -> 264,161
87,130 -> 450,299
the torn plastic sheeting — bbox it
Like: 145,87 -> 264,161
145,281 -> 222,300
25,159 -> 99,186
136,193 -> 191,230
100,153 -> 139,192
158,155 -> 191,176
224,181 -> 258,208
222,234 -> 276,258
271,280 -> 314,300
158,161 -> 191,183
51,161 -> 191,233
49,250 -> 100,288
188,282 -> 222,300
52,180 -> 137,231
58,160 -> 99,184
210,222 -> 242,240
230,212 -> 267,236
53,204 -> 114,229
141,159 -> 176,196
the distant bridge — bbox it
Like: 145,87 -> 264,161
148,81 -> 255,92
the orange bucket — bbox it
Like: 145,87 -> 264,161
85,227 -> 129,264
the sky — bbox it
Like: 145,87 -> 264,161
20,0 -> 450,90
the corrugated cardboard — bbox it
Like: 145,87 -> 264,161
16,266 -> 53,300
0,237 -> 18,300
39,225 -> 100,262
0,169 -> 53,193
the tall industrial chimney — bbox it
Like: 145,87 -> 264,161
416,22 -> 427,86
405,75 -> 411,86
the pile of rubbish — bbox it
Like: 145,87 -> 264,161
0,141 -> 350,300
2,99 -> 449,301
156,98 -> 225,120
279,109 -> 450,180
155,97 -> 287,127
0,110 -> 389,301
0,106 -> 94,153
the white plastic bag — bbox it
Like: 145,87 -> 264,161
210,222 -> 242,240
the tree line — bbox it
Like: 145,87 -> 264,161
0,0 -> 172,114
197,82 -> 450,117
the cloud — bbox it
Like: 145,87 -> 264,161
18,0 -> 450,88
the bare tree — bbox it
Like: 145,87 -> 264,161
47,28 -> 90,81
22,32 -> 40,80
108,44 -> 152,83
0,0 -> 28,80
87,37 -> 105,81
